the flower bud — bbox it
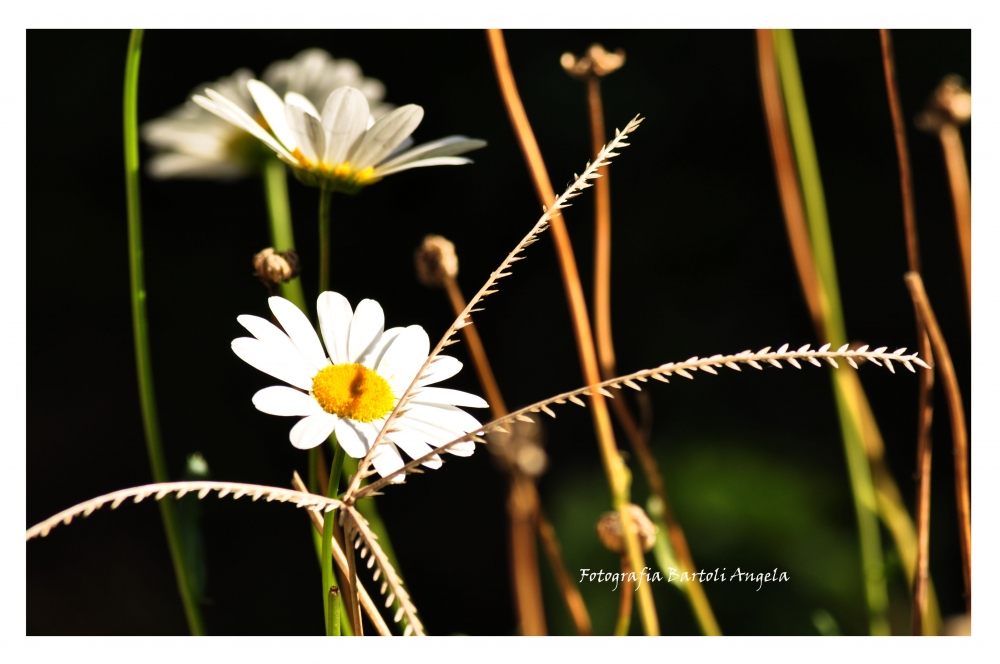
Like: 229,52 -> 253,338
253,247 -> 300,287
561,44 -> 626,79
414,234 -> 458,288
488,419 -> 547,479
915,75 -> 971,133
596,504 -> 657,554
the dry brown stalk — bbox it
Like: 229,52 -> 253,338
291,472 -> 392,636
939,122 -> 972,318
343,518 -> 364,635
441,274 -> 591,635
487,28 -> 659,636
568,43 -> 721,636
879,29 -> 939,635
758,28 -> 942,633
904,272 -> 971,612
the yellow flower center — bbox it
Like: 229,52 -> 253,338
311,363 -> 395,422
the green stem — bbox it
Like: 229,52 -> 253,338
262,156 -> 307,310
322,440 -> 345,636
328,585 -> 342,637
124,28 -> 205,636
319,187 -> 333,294
775,29 -> 890,635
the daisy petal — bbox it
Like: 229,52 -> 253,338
232,337 -> 315,391
348,104 -> 424,171
405,404 -> 483,434
194,92 -> 294,161
238,314 -> 291,345
411,387 -> 489,409
289,413 -> 338,450
416,355 -> 463,387
378,325 -> 430,390
253,386 -> 324,417
321,87 -> 371,167
317,291 -> 353,364
246,79 -> 297,151
371,443 -> 406,483
284,92 -> 321,119
375,136 -> 486,171
268,297 -> 329,371
335,418 -> 373,458
375,156 -> 474,178
447,441 -> 476,457
284,102 -> 325,164
348,299 -> 385,364
388,429 -> 443,469
366,327 -> 404,370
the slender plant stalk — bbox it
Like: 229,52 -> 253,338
343,521 -> 364,635
536,509 -> 593,635
938,123 -> 972,320
772,29 -> 890,635
123,28 -> 205,636
487,28 -> 659,635
613,555 -> 633,636
328,585 -> 341,636
758,29 -> 943,634
878,29 -> 940,635
321,444 -> 345,636
443,274 -> 590,635
582,59 -> 720,637
262,155 -> 307,310
319,187 -> 333,295
904,273 -> 971,612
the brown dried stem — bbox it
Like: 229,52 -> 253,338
579,59 -> 720,636
905,272 -> 971,612
939,123 -> 972,320
443,277 -> 591,635
487,28 -> 659,635
879,29 -> 939,635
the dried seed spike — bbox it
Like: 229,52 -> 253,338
885,358 -> 895,374
700,365 -> 718,375
624,379 -> 642,390
778,343 -> 789,354
788,357 -> 802,369
685,356 -> 699,364
198,487 -> 212,499
913,357 -> 931,369
725,362 -> 742,372
233,489 -> 247,499
825,357 -> 839,368
217,488 -> 231,498
819,343 -> 832,353
857,344 -> 870,354
837,344 -> 849,353
84,505 -> 97,516
651,373 -> 670,383
515,414 -> 535,423
798,344 -> 811,353
156,489 -> 171,500
373,568 -> 382,581
111,497 -> 126,509
847,357 -> 859,369
354,538 -> 362,550
404,624 -> 414,637
569,394 -> 586,406
757,346 -> 771,355
367,556 -> 375,569
768,359 -> 782,369
385,592 -> 395,608
808,356 -> 822,367
381,581 -> 388,594
903,360 -> 915,373
251,491 -> 262,501
869,357 -> 883,367
873,346 -> 888,355
394,607 -> 405,623
676,369 -> 694,380
596,386 -> 614,397
133,493 -> 146,503
361,547 -> 368,558
893,347 -> 907,356
636,375 -> 649,382
176,489 -> 190,499
748,360 -> 762,370
540,405 -> 556,418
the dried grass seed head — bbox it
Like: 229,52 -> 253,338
414,234 -> 458,288
597,504 -> 657,554
254,247 -> 301,287
915,74 -> 972,133
561,44 -> 626,79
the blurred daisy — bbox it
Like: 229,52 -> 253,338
193,81 -> 486,193
141,49 -> 391,180
233,293 -> 487,480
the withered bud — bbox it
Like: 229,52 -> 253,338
561,44 -> 626,79
414,234 -> 458,288
253,247 -> 301,287
915,75 -> 971,133
487,419 -> 547,478
596,504 -> 657,554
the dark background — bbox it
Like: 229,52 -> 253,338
26,29 -> 971,635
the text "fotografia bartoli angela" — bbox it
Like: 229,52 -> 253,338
579,567 -> 791,592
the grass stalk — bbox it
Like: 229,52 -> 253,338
262,155 -> 307,310
322,443 -> 345,635
878,29 -> 939,635
123,28 -> 205,636
771,28 -> 890,634
613,555 -> 633,636
938,123 -> 972,320
537,509 -> 593,635
905,273 -> 971,612
319,187 -> 333,295
487,28 -> 658,635
581,56 -> 720,636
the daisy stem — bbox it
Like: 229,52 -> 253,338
321,510 -> 338,636
262,155 -> 307,310
773,29 -> 889,635
318,187 -> 333,294
123,28 -> 205,636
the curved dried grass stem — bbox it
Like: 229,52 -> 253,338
26,481 -> 343,541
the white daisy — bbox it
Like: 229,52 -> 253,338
233,293 -> 487,481
141,49 -> 392,180
193,80 -> 486,193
